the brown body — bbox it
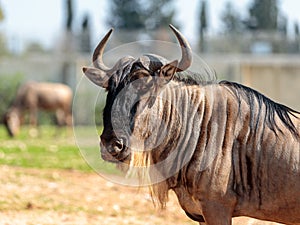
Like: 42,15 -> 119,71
83,26 -> 300,225
4,82 -> 73,137
156,82 -> 300,225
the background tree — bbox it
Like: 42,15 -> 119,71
278,14 -> 288,36
0,73 -> 23,121
108,0 -> 144,30
198,0 -> 208,52
0,3 -> 4,22
142,0 -> 176,30
295,22 -> 300,38
107,0 -> 177,33
220,1 -> 243,33
66,0 -> 73,32
79,14 -> 91,53
0,2 -> 8,55
61,0 -> 75,85
247,0 -> 279,31
294,21 -> 300,52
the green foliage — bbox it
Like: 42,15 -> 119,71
65,0 -> 73,31
0,3 -> 4,22
142,0 -> 176,30
108,0 -> 144,30
199,0 -> 208,31
294,22 -> 300,52
198,0 -> 208,52
79,14 -> 91,53
220,1 -> 244,33
108,0 -> 177,30
38,111 -> 57,125
247,0 -> 279,30
0,35 -> 9,56
295,22 -> 300,37
0,73 -> 24,121
24,42 -> 47,54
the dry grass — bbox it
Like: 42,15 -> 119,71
0,165 -> 195,225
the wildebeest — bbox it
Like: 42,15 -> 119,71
3,82 -> 73,137
83,25 -> 300,225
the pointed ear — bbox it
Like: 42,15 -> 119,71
159,60 -> 178,82
82,67 -> 110,89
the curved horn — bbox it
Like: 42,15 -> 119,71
93,28 -> 113,71
169,24 -> 192,72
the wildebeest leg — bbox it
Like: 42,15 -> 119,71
53,109 -> 64,136
29,108 -> 38,127
65,111 -> 72,136
55,108 -> 72,136
28,108 -> 39,137
65,107 -> 72,127
201,201 -> 232,225
55,109 -> 65,126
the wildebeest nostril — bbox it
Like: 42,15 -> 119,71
114,139 -> 124,153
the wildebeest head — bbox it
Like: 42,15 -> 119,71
3,107 -> 21,137
83,25 -> 192,167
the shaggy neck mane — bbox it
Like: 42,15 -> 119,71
173,69 -> 217,86
151,71 -> 299,207
220,81 -> 300,139
174,68 -> 299,139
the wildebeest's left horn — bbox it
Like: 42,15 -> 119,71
93,28 -> 113,71
169,24 -> 192,72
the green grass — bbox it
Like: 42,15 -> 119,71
0,145 -> 89,171
0,125 -> 119,174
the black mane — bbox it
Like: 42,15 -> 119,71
174,69 -> 217,86
220,80 -> 300,139
171,66 -> 299,138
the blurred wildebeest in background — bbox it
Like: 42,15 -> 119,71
3,82 -> 73,137
83,25 -> 300,225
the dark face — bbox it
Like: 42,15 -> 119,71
82,25 -> 192,164
99,61 -> 160,163
86,57 -> 179,164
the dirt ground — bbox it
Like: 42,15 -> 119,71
0,165 -> 282,225
0,165 -> 195,225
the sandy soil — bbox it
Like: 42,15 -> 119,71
0,165 -> 195,225
0,165 -> 282,225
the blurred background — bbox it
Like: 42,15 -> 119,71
0,0 -> 300,123
0,1 -> 299,224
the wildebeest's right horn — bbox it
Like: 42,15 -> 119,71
169,24 -> 192,72
93,28 -> 113,71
